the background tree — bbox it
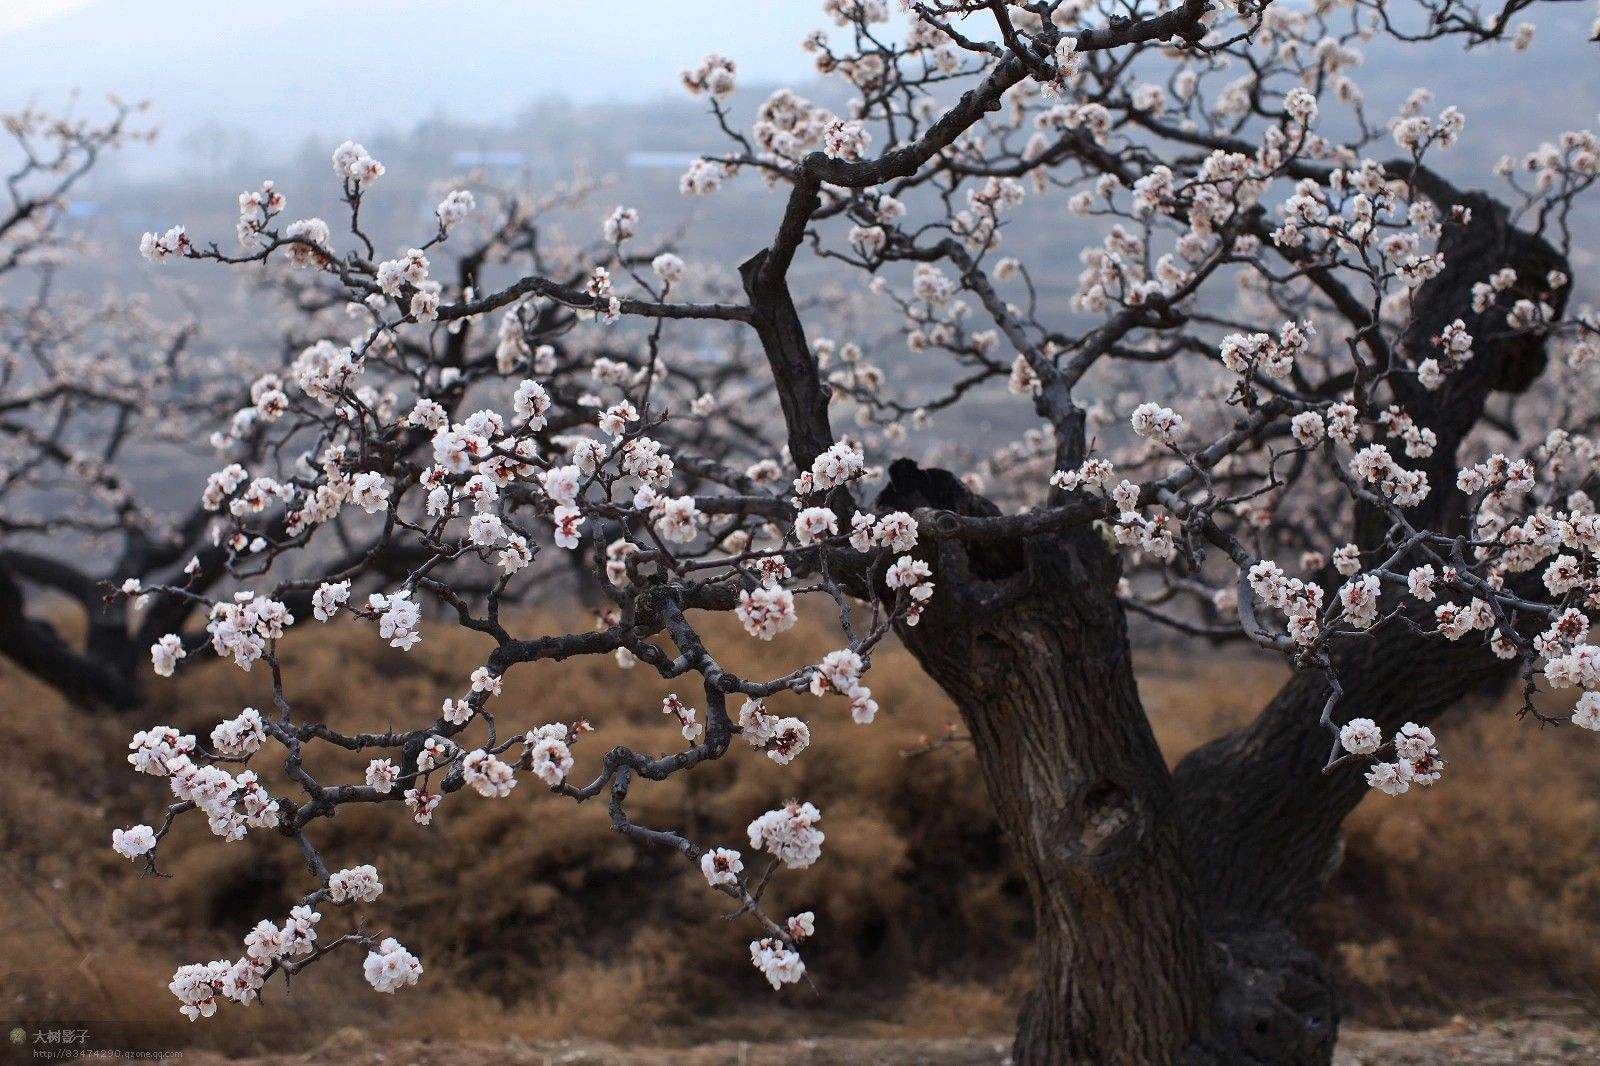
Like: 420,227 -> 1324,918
0,99 -> 188,708
0,123 -> 771,709
107,1 -> 1597,1063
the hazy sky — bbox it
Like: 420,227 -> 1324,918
6,0 -> 1596,189
1,0 -> 831,141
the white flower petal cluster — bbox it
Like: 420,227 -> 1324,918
368,589 -> 421,650
662,694 -> 704,743
112,824 -> 157,860
205,593 -> 295,671
794,506 -> 839,546
363,938 -> 423,993
1364,722 -> 1445,795
1247,559 -> 1327,647
312,581 -> 351,621
1130,402 -> 1185,445
328,864 -> 383,904
139,225 -> 191,262
210,707 -> 266,758
885,556 -> 935,627
169,906 -> 321,1019
436,189 -> 474,229
331,140 -> 384,186
747,801 -> 824,869
737,583 -> 798,641
365,759 -> 399,793
750,937 -> 805,989
1338,718 -> 1382,755
700,847 -> 744,887
462,749 -> 517,798
526,723 -> 576,787
150,634 -> 186,677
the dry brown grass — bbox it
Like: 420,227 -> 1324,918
1,613 -> 1596,1055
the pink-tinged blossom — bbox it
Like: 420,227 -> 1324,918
794,507 -> 839,546
363,938 -> 422,993
700,847 -> 744,887
737,584 -> 798,640
112,824 -> 157,860
747,801 -> 824,869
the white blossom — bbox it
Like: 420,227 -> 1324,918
328,864 -> 383,904
700,847 -> 744,887
747,801 -> 825,869
362,938 -> 422,993
112,824 -> 157,860
1339,718 -> 1382,755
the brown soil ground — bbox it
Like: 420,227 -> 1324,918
175,1014 -> 1600,1066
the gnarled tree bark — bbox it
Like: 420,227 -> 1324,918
876,486 -> 1207,1061
880,462 -> 1338,1064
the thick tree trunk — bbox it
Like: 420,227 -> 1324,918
891,523 -> 1214,1062
877,464 -> 1341,1063
880,471 -> 1342,1062
1173,629 -> 1512,921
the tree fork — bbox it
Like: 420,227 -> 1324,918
881,464 -> 1238,1064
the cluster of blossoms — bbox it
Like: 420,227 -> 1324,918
1418,318 -> 1475,388
462,748 -> 517,797
236,180 -> 284,247
739,697 -> 812,764
793,439 -> 867,496
1046,456 -> 1180,564
367,590 -> 421,650
1248,560 -> 1331,647
363,938 -> 423,994
124,724 -> 279,842
1218,321 -> 1314,381
661,694 -> 704,743
809,648 -> 880,724
328,865 -> 384,904
750,936 -> 806,990
139,225 -> 190,262
526,723 -> 577,787
1340,719 -> 1446,796
167,904 -> 330,1019
681,53 -> 736,98
331,140 -> 385,186
1349,442 -> 1431,509
210,707 -> 266,758
822,118 -> 871,162
203,593 -> 294,670
736,583 -> 799,640
436,188 -> 475,230
747,801 -> 825,869
1130,403 -> 1185,446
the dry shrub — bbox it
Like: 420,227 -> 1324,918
1305,691 -> 1600,1025
1,614 -> 1596,1053
1,609 -> 1020,1053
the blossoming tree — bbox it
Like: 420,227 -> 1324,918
109,1 -> 1600,1062
0,99 -> 231,709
